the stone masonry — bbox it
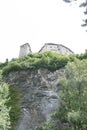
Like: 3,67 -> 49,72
19,43 -> 73,58
19,43 -> 32,58
39,43 -> 73,55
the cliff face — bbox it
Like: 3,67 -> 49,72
4,69 -> 64,130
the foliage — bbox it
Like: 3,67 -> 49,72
0,82 -> 11,130
2,62 -> 22,76
6,86 -> 22,130
0,70 -> 2,80
63,0 -> 87,31
0,69 -> 21,130
0,62 -> 8,69
76,51 -> 87,60
37,122 -> 55,130
2,51 -> 87,76
53,59 -> 87,130
2,51 -> 70,76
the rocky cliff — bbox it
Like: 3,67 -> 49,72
4,68 -> 64,130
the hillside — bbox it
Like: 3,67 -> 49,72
0,51 -> 87,130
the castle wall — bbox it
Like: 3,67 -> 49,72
19,43 -> 73,58
39,43 -> 73,55
19,43 -> 32,58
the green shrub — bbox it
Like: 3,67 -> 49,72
2,62 -> 22,76
2,51 -> 87,76
0,62 -> 8,69
0,66 -> 22,130
6,86 -> 22,130
52,59 -> 87,130
76,52 -> 87,60
0,83 -> 11,130
38,122 -> 55,130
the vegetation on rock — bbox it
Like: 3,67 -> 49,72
6,86 -> 22,130
1,51 -> 87,130
2,51 -> 87,76
0,82 -> 11,130
0,69 -> 21,130
52,59 -> 87,130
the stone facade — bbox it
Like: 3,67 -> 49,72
39,43 -> 73,55
19,43 -> 32,58
19,43 -> 73,58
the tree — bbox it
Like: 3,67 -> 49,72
0,83 -> 11,130
63,0 -> 87,31
53,59 -> 87,129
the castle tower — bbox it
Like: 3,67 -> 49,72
19,43 -> 32,58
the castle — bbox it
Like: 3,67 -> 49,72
19,43 -> 32,58
19,43 -> 73,58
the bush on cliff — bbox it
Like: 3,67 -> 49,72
0,82 -> 11,130
2,51 -> 69,76
2,51 -> 87,76
52,59 -> 87,130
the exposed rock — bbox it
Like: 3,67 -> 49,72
4,69 -> 64,130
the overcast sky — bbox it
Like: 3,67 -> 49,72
0,0 -> 87,62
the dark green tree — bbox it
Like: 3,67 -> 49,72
63,0 -> 87,31
0,83 -> 11,130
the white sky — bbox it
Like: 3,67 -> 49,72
0,0 -> 87,62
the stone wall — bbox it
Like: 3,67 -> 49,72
19,43 -> 32,58
19,43 -> 73,58
39,43 -> 73,55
